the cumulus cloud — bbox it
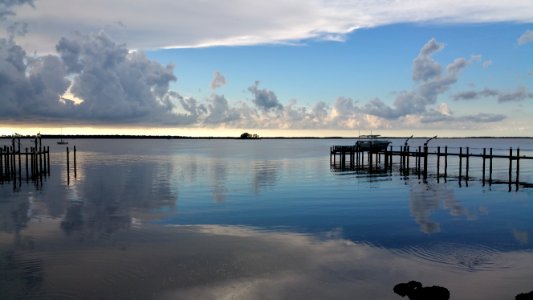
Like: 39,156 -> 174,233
0,0 -> 33,20
1,26 -> 514,130
518,29 -> 533,45
0,37 -> 73,120
57,32 -> 187,123
412,38 -> 444,82
9,0 -> 533,53
204,94 -> 240,124
247,81 -> 283,112
0,31 -> 203,125
210,71 -> 226,90
453,87 -> 533,103
364,39 -> 470,120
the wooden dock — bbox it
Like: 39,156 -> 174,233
1,136 -> 78,189
1,136 -> 50,185
330,144 -> 533,190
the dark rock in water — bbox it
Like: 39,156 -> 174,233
516,291 -> 533,300
393,281 -> 450,300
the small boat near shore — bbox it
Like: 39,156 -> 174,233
355,134 -> 391,151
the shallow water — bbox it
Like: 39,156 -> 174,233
1,138 -> 532,299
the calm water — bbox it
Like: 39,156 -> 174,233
1,138 -> 532,300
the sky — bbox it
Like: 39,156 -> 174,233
0,0 -> 532,137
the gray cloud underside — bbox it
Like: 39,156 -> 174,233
453,87 -> 533,103
0,32 -> 513,129
9,0 -> 533,53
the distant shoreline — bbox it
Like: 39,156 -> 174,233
1,135 -> 532,140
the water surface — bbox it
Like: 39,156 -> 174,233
1,138 -> 532,299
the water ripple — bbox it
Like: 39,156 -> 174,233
393,243 -> 515,272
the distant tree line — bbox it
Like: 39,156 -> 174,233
240,132 -> 260,139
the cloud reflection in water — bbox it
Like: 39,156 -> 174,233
3,222 -> 533,300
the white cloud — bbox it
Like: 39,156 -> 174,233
517,29 -> 533,45
9,0 -> 533,52
364,39 -> 471,120
210,71 -> 226,90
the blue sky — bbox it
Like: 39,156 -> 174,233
1,0 -> 532,137
152,23 -> 531,104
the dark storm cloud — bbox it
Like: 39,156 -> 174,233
248,81 -> 283,111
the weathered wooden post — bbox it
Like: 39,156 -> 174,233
66,147 -> 70,185
489,148 -> 493,184
482,148 -> 486,185
25,148 -> 29,180
466,147 -> 470,180
459,147 -> 463,180
17,144 -> 21,182
423,145 -> 428,179
436,146 -> 441,176
42,146 -> 48,176
416,146 -> 421,173
0,148 -> 3,179
9,146 -> 14,179
516,148 -> 520,189
47,146 -> 50,175
406,146 -> 410,170
74,146 -> 77,178
389,146 -> 393,171
508,148 -> 513,189
39,145 -> 43,177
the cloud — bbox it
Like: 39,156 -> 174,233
9,0 -> 533,52
247,81 -> 283,112
364,39 -> 470,120
210,71 -> 226,90
453,86 -> 533,103
412,38 -> 444,82
56,32 -> 186,123
0,0 -> 33,20
204,94 -> 241,124
0,37 -> 73,120
420,110 -> 506,124
1,28 -> 512,130
517,29 -> 533,45
0,31 -> 205,125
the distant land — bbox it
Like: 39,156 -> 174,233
1,134 -> 532,140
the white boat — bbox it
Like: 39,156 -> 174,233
57,129 -> 68,145
355,135 -> 391,151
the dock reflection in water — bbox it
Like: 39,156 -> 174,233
0,139 -> 532,300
